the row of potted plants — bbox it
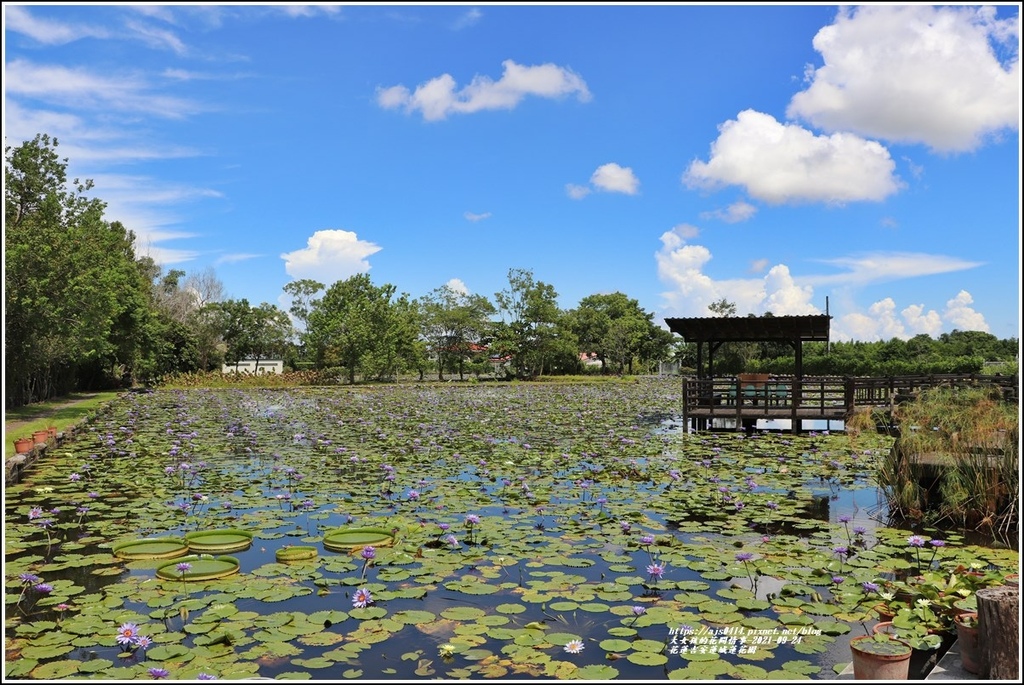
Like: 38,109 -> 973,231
850,565 -> 1016,679
12,427 -> 58,454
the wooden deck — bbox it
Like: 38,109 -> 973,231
681,374 -> 1018,433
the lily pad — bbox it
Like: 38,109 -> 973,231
111,537 -> 189,560
276,546 -> 318,563
185,529 -> 254,554
155,555 -> 241,581
322,527 -> 396,552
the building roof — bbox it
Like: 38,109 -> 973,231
664,315 -> 831,344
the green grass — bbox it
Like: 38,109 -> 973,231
5,391 -> 119,459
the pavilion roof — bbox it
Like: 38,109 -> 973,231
664,315 -> 831,344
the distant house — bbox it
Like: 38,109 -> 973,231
580,352 -> 601,367
222,359 -> 284,375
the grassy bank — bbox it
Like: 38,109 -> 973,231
5,391 -> 119,459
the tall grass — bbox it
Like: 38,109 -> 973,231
879,386 -> 1018,544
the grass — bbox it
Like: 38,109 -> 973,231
4,391 -> 119,459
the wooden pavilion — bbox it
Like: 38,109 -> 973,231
664,315 -> 832,433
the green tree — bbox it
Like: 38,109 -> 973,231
211,299 -> 292,373
306,274 -> 405,384
5,134 -> 152,405
421,284 -> 496,380
493,268 -> 563,379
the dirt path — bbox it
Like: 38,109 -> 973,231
4,393 -> 102,435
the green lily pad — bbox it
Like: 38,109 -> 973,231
155,555 -> 241,581
111,537 -> 189,560
185,529 -> 254,553
322,527 -> 395,552
276,546 -> 318,563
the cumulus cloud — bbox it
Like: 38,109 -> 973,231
831,291 -> 988,341
280,230 -> 382,286
656,229 -> 989,339
788,5 -> 1020,152
377,59 -> 591,121
464,211 -> 492,222
943,290 -> 990,332
590,163 -> 640,195
683,109 -> 903,204
701,200 -> 758,223
445,278 -> 470,295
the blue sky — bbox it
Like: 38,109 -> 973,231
4,3 -> 1021,342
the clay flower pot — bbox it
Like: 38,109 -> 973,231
954,612 -> 981,674
850,634 -> 912,680
32,430 -> 50,445
14,437 -> 34,454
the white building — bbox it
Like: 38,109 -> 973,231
221,360 -> 285,375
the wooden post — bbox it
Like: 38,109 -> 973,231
977,585 -> 1019,679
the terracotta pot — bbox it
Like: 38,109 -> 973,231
1004,573 -> 1019,587
954,612 -> 980,674
850,635 -> 912,680
874,604 -> 896,622
14,437 -> 34,454
32,430 -> 50,445
47,426 -> 58,439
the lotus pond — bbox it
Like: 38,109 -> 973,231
5,379 -> 1018,680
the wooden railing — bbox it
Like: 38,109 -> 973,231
682,373 -> 1018,426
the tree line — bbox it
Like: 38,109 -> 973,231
5,135 -> 1018,407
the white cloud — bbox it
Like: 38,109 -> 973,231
377,59 -> 591,121
683,109 -> 903,204
278,5 -> 343,19
280,230 -> 382,286
901,303 -> 944,337
124,18 -> 187,54
4,5 -> 109,44
788,5 -> 1020,152
5,59 -> 203,119
805,252 -> 984,288
943,290 -> 990,333
464,211 -> 492,222
215,253 -> 262,265
656,229 -> 989,339
701,200 -> 757,223
749,258 -> 770,274
590,163 -> 639,195
453,8 -> 483,30
565,183 -> 591,200
823,291 -> 989,341
445,278 -> 470,296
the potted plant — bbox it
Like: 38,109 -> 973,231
14,437 -> 34,454
953,612 -> 981,674
849,633 -> 912,680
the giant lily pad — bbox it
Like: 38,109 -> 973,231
276,546 -> 318,563
323,527 -> 395,552
155,555 -> 241,581
185,529 -> 254,553
111,537 -> 189,560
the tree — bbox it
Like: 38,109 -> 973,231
5,135 -> 153,405
282,279 -> 325,366
493,268 -> 563,379
306,274 -> 404,384
568,292 -> 663,373
420,283 -> 496,380
210,299 -> 292,373
708,298 -> 737,317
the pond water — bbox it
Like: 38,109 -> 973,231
4,380 -> 1017,680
